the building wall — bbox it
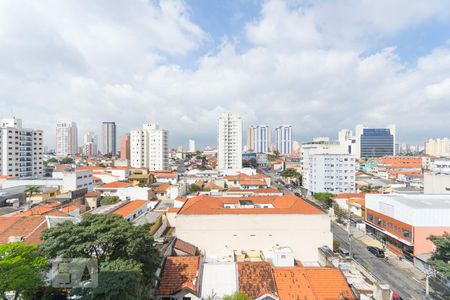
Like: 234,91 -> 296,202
175,214 -> 332,262
101,122 -> 117,155
424,173 -> 450,194
218,113 -> 242,170
56,122 -> 78,156
275,125 -> 292,154
413,227 -> 450,256
130,124 -> 168,171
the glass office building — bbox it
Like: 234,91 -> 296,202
360,128 -> 394,158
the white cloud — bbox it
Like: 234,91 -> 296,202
1,0 -> 450,148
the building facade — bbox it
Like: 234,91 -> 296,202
246,125 -> 255,152
355,124 -> 396,159
275,125 -> 292,154
83,131 -> 98,156
307,154 -> 356,194
188,139 -> 196,153
218,113 -> 242,170
130,123 -> 168,171
365,194 -> 450,259
338,129 -> 356,155
120,134 -> 130,160
426,138 -> 450,157
56,121 -> 78,156
0,118 -> 43,178
101,122 -> 116,155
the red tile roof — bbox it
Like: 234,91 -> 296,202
173,239 -> 197,256
0,216 -> 49,244
153,184 -> 171,193
111,200 -> 148,218
96,181 -> 132,189
239,180 -> 267,186
227,187 -> 280,194
155,256 -> 200,296
237,262 -> 278,299
85,191 -> 101,197
14,202 -> 65,217
177,194 -> 323,215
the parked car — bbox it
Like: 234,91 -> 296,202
367,246 -> 385,258
337,247 -> 350,257
294,192 -> 301,197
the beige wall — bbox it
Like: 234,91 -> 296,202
175,213 -> 332,262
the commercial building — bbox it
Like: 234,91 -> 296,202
275,125 -> 292,154
56,121 -> 78,156
307,154 -> 356,194
188,139 -> 196,153
0,118 -> 43,178
424,173 -> 450,194
170,194 -> 332,263
355,124 -> 396,159
365,194 -> 450,259
119,134 -> 130,160
218,113 -> 242,170
130,123 -> 169,171
425,138 -> 450,157
430,159 -> 450,173
101,122 -> 117,155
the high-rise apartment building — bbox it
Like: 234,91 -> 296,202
101,122 -> 116,155
246,125 -> 255,152
355,124 -> 396,159
130,123 -> 168,170
56,121 -> 78,156
120,134 -> 130,160
218,113 -> 242,170
307,154 -> 356,194
0,118 -> 43,178
248,125 -> 271,153
83,131 -> 98,156
188,139 -> 196,153
275,125 -> 292,154
338,129 -> 356,155
426,138 -> 450,157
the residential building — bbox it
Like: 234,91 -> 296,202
56,121 -> 78,156
0,118 -> 43,178
425,138 -> 450,157
338,129 -> 356,155
101,121 -> 117,155
169,194 -> 332,262
111,199 -> 149,221
246,125 -> 255,152
300,141 -> 346,191
120,134 -> 130,160
251,125 -> 271,153
83,131 -> 98,156
307,154 -> 356,194
188,139 -> 196,153
365,194 -> 450,259
218,113 -> 242,170
275,125 -> 292,154
355,124 -> 396,159
130,123 -> 169,171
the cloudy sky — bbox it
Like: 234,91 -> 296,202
1,0 -> 450,149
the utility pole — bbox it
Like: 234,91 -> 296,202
347,205 -> 352,258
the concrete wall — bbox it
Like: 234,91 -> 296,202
175,213 -> 332,262
413,226 -> 450,255
424,173 -> 450,194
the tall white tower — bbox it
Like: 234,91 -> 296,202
56,121 -> 78,156
130,123 -> 168,170
101,122 -> 117,155
218,113 -> 242,170
188,139 -> 196,153
275,125 -> 292,154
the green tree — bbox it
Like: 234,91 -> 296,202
24,186 -> 40,209
313,193 -> 334,208
47,158 -> 58,163
360,184 -> 382,193
333,239 -> 341,251
281,168 -> 300,178
0,242 -> 48,300
223,292 -> 252,300
188,184 -> 202,194
60,157 -> 74,164
274,150 -> 280,158
100,196 -> 120,206
40,214 -> 161,299
428,232 -> 450,278
333,203 -> 347,224
243,158 -> 257,168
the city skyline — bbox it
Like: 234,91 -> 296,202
1,1 -> 450,147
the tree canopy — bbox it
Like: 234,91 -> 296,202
40,214 -> 161,299
100,196 -> 120,206
0,242 -> 48,300
313,192 -> 334,208
281,168 -> 300,178
188,184 -> 202,194
223,292 -> 252,300
428,232 -> 450,278
60,157 -> 75,164
359,184 -> 382,193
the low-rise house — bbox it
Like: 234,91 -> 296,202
153,184 -> 172,200
155,256 -> 201,300
111,199 -> 149,222
85,191 -> 101,210
59,204 -> 85,217
173,238 -> 197,256
332,193 -> 366,219
152,171 -> 179,185
95,182 -> 152,200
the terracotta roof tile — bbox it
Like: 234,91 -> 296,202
153,184 -> 171,193
302,267 -> 355,300
155,256 -> 200,296
0,216 -> 48,244
173,239 -> 197,256
237,262 -> 278,299
96,181 -> 132,189
111,200 -> 148,218
239,180 -> 267,186
177,194 -> 323,215
85,191 -> 101,197
14,202 -> 65,217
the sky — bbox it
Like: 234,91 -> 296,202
1,0 -> 450,150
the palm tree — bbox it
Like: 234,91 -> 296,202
24,186 -> 40,210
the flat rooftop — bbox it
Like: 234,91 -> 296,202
367,194 -> 450,209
